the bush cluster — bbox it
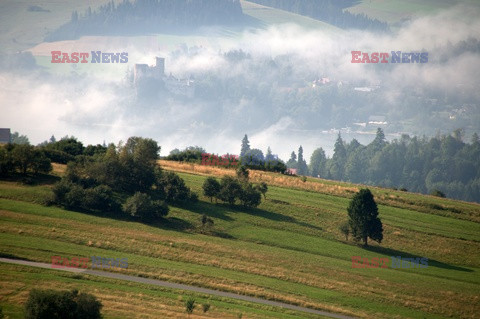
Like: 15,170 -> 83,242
52,137 -> 197,222
202,170 -> 267,208
25,289 -> 102,319
0,144 -> 52,176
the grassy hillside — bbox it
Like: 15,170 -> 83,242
346,0 -> 480,28
0,162 -> 479,318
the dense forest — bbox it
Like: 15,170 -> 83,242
294,129 -> 480,203
46,0 -> 245,41
248,0 -> 389,32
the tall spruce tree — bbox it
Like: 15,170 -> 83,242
347,188 -> 383,246
328,133 -> 347,180
297,146 -> 308,175
240,134 -> 251,157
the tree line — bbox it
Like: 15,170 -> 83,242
46,0 -> 245,41
288,128 -> 480,203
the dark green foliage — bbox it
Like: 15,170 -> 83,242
328,133 -> 347,180
45,137 -> 84,156
202,303 -> 210,313
431,189 -> 446,198
236,165 -> 249,180
201,214 -> 214,229
2,144 -> 52,175
255,182 -> 268,199
311,129 -> 480,203
239,182 -> 261,207
216,176 -> 263,208
339,221 -> 350,241
202,177 -> 221,202
51,137 -> 195,220
84,185 -> 118,212
123,192 -> 168,221
297,146 -> 308,175
347,188 -> 383,246
41,149 -> 75,164
63,184 -> 86,209
166,146 -> 205,163
0,305 -> 4,319
83,144 -> 107,157
218,176 -> 243,205
24,289 -> 102,319
309,148 -> 327,178
185,297 -> 195,315
158,171 -> 196,202
0,147 -> 13,176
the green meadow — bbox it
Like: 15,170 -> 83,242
0,163 -> 479,318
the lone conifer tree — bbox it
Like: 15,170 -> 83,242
347,188 -> 383,246
240,134 -> 250,157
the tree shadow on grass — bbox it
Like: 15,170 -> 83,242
362,245 -> 473,272
174,201 -> 234,222
185,200 -> 323,232
149,216 -> 194,232
1,173 -> 60,186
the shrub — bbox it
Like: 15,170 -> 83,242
24,289 -> 102,319
185,297 -> 195,314
63,184 -> 86,209
158,171 -> 196,202
202,177 -> 221,202
236,165 -> 249,180
201,214 -> 214,230
202,303 -> 210,313
123,192 -> 168,221
84,185 -> 117,212
255,182 -> 268,199
41,148 -> 75,164
430,189 -> 446,198
339,221 -> 350,241
218,176 -> 243,205
239,183 -> 261,208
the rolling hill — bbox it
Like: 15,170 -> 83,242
0,161 -> 479,318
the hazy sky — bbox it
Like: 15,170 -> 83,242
1,3 -> 479,160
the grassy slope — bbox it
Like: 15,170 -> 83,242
346,0 -> 480,28
0,163 -> 479,318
